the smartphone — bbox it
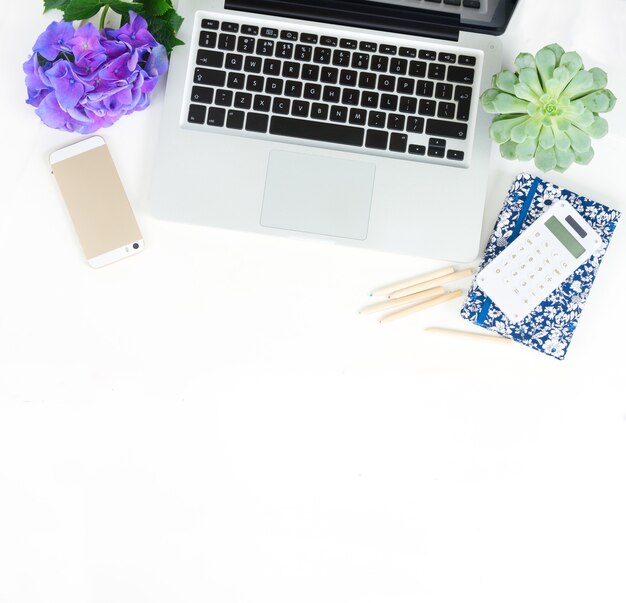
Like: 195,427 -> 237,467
50,136 -> 143,268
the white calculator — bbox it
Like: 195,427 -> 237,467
478,199 -> 603,323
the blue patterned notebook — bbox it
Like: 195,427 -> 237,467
461,173 -> 621,360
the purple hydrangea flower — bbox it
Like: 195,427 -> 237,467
24,12 -> 169,134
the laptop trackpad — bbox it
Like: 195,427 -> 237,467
261,151 -> 375,240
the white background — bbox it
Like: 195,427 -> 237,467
2,1 -> 626,602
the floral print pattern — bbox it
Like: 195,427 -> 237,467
461,173 -> 621,360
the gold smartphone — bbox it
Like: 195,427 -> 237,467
50,136 -> 143,268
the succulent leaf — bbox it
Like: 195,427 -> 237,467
566,125 -> 591,153
539,125 -> 555,149
555,145 -> 575,172
513,82 -> 539,103
535,146 -> 557,172
518,67 -> 544,98
574,147 -> 595,165
479,88 -> 501,113
536,47 -> 558,85
493,70 -> 518,94
516,136 -> 539,161
514,52 -> 536,72
562,70 -> 595,100
493,92 -> 530,114
581,89 -> 617,113
489,115 -> 529,143
500,139 -> 518,160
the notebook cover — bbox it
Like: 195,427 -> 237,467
461,173 -> 621,360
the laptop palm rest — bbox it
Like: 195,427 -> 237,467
261,150 -> 375,240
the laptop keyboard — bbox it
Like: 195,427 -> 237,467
184,12 -> 482,167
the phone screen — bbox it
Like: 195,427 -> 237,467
50,137 -> 143,268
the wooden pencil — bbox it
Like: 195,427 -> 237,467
380,290 -> 463,323
360,286 -> 445,314
388,268 -> 474,299
369,266 -> 454,297
424,327 -> 512,344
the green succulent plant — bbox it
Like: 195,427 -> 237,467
480,43 -> 616,172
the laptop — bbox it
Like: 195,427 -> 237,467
150,0 -> 518,261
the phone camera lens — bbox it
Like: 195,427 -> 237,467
133,243 -> 139,250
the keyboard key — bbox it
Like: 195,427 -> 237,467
281,30 -> 298,41
330,105 -> 348,123
428,145 -> 445,158
285,80 -> 303,97
221,22 -> 239,33
387,113 -> 405,131
257,39 -> 275,56
438,52 -> 456,63
435,82 -> 453,99
416,80 -> 434,97
407,116 -> 425,133
303,83 -> 322,100
426,119 -> 468,139
342,88 -> 360,106
263,59 -> 281,76
187,103 -> 206,124
273,97 -> 291,115
226,109 -> 244,129
321,36 -> 338,47
201,19 -> 219,30
380,94 -> 398,111
265,78 -> 284,95
447,150 -> 465,161
323,86 -> 341,103
361,91 -> 379,108
463,0 -> 481,8
196,49 -> 223,68
333,50 -> 351,67
419,50 -> 437,60
194,68 -> 226,87
359,41 -> 377,52
408,60 -> 426,77
246,75 -> 264,92
311,102 -> 329,120
349,108 -> 367,125
408,144 -> 426,155
379,44 -> 397,55
444,0 -> 461,4
215,89 -> 233,106
378,75 -> 396,92
241,25 -> 259,35
234,92 -> 252,109
399,96 -> 417,114
227,72 -> 245,89
225,53 -> 243,70
291,100 -> 310,117
340,70 -> 358,86
459,55 -> 476,66
191,86 -> 214,104
428,63 -> 446,80
371,55 -> 389,72
253,94 -> 271,112
237,36 -> 256,54
261,28 -> 278,38
448,66 -> 474,84
340,38 -> 358,49
282,62 -> 300,78
419,99 -> 437,116
276,42 -> 294,60
295,45 -> 312,62
389,58 -> 408,75
454,85 -> 472,102
437,102 -> 456,119
352,53 -> 370,69
270,116 -> 365,146
244,56 -> 262,73
199,31 -> 217,48
358,72 -> 377,89
207,106 -> 226,126
456,91 -> 472,121
301,33 -> 318,44
390,133 -> 408,153
314,47 -> 332,64
320,67 -> 339,84
397,78 -> 415,95
399,47 -> 417,58
302,64 -> 320,81
218,33 -> 236,51
368,111 -> 386,128
365,130 -> 389,149
246,112 -> 269,132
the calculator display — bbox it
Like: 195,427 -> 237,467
544,216 -> 586,259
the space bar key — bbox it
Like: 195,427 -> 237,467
270,116 -> 365,147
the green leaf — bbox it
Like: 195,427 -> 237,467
561,70 -> 595,100
539,124 -> 555,149
518,67 -> 543,98
63,0 -> 141,21
580,89 -> 617,113
536,47 -> 558,86
565,125 -> 591,153
534,146 -> 557,172
492,92 -> 530,114
559,51 -> 584,78
480,88 -> 501,113
493,70 -> 518,94
514,52 -> 535,72
489,115 -> 528,143
516,136 -> 539,161
551,121 -> 570,150
44,0 -> 70,12
513,82 -> 538,103
141,0 -> 170,16
499,140 -> 518,160
555,145 -> 575,172
543,44 -> 565,66
576,115 -> 608,139
574,147 -> 595,165
144,9 -> 184,54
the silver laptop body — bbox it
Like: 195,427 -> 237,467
150,0 -> 508,261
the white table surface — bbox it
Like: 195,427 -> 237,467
2,1 -> 626,601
